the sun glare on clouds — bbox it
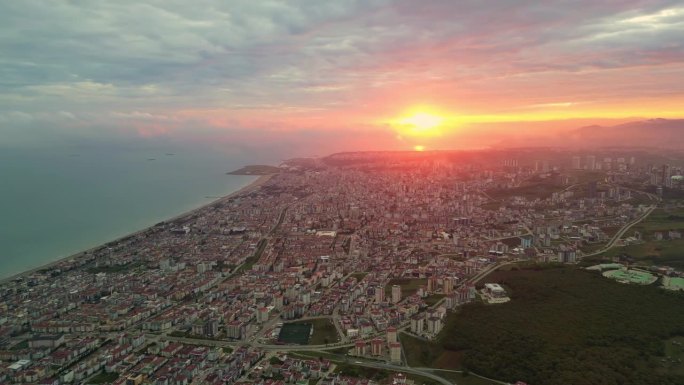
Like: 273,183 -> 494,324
389,107 -> 453,138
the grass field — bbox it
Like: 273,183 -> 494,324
334,362 -> 441,385
400,333 -> 445,367
385,278 -> 427,297
291,350 -> 349,363
630,208 -> 684,234
580,242 -> 607,254
430,370 -> 503,385
588,207 -> 684,269
278,322 -> 312,345
424,294 -> 445,306
627,193 -> 657,206
602,225 -> 622,237
291,318 -> 339,345
399,333 -> 501,385
600,237 -> 684,269
298,347 -> 497,385
87,372 -> 119,384
9,340 -> 28,351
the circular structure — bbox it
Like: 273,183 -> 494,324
602,268 -> 657,285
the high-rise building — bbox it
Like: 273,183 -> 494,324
603,157 -> 612,170
256,307 -> 269,324
586,155 -> 596,170
387,327 -> 397,344
375,286 -> 385,303
443,277 -> 454,295
371,338 -> 384,356
663,165 -> 672,188
354,341 -> 367,356
427,316 -> 442,334
193,319 -> 218,337
392,285 -> 402,304
410,315 -> 424,334
205,320 -> 218,337
197,263 -> 207,274
572,156 -> 581,169
390,342 -> 402,363
226,321 -> 242,339
427,276 -> 438,292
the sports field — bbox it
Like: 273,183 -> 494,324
602,269 -> 657,285
663,276 -> 684,291
278,322 -> 312,344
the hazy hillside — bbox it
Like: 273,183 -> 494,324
567,119 -> 684,148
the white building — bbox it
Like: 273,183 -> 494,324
391,285 -> 402,304
481,283 -> 510,304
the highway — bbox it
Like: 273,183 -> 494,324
349,359 -> 454,385
417,368 -> 508,385
582,186 -> 660,258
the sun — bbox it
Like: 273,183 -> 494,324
399,113 -> 443,132
414,145 -> 425,151
389,108 -> 449,137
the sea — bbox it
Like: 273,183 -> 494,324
0,144 -> 266,280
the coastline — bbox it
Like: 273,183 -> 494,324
0,174 -> 274,285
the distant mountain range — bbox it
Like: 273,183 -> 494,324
566,118 -> 684,148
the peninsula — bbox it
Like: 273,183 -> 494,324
227,164 -> 281,175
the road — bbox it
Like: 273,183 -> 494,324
583,203 -> 658,258
464,262 -> 508,286
350,359 -> 454,385
418,368 -> 509,385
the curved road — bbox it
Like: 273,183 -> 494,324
351,359 -> 454,385
583,203 -> 658,258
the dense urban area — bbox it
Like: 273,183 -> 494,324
1,148 -> 683,385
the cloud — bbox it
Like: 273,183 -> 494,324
0,0 -> 683,152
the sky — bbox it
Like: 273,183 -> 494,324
1,0 -> 683,156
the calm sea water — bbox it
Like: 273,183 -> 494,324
0,145 -> 259,280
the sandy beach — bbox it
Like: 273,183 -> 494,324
0,173 -> 274,285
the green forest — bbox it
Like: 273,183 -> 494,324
434,266 -> 684,385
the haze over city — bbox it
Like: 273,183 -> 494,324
2,1 -> 684,156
